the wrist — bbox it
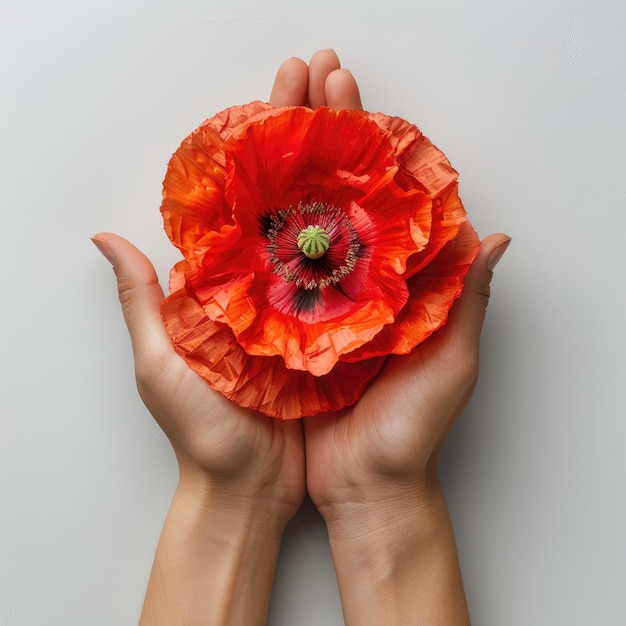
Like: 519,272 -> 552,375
314,467 -> 440,527
322,478 -> 446,547
176,467 -> 295,537
140,474 -> 289,626
320,482 -> 470,625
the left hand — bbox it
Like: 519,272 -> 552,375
92,49 -> 364,523
92,49 -> 371,626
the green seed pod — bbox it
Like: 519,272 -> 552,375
297,225 -> 330,260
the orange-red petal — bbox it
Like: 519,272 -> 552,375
342,221 -> 479,361
160,103 -> 480,419
161,287 -> 386,418
161,101 -> 276,259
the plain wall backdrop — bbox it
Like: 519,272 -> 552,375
1,0 -> 625,624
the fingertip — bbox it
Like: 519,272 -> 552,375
486,235 -> 512,271
269,57 -> 309,107
443,232 -> 510,349
92,233 -> 116,265
325,68 -> 363,111
93,233 -> 172,360
93,233 -> 145,275
92,232 -> 165,315
463,232 -> 511,293
309,48 -> 340,67
308,48 -> 341,108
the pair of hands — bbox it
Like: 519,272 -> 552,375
94,48 -> 509,548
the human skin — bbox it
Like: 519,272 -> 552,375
93,49 -> 510,625
280,50 -> 510,625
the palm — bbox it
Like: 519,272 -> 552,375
305,315 -> 478,510
137,345 -> 306,509
99,228 -> 306,513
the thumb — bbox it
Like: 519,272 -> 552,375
445,233 -> 511,349
92,233 -> 171,362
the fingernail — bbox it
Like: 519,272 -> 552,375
91,236 -> 116,266
487,237 -> 511,271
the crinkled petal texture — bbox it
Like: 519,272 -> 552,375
161,102 -> 479,419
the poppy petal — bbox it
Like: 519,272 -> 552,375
341,220 -> 479,361
161,287 -> 386,418
160,103 -> 480,418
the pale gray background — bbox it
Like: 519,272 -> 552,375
1,0 -> 625,624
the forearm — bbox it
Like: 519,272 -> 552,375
139,475 -> 287,626
323,483 -> 470,626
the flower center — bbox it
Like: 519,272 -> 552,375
297,225 -> 330,259
265,201 -> 360,290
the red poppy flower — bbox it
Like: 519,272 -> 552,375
160,102 -> 479,419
